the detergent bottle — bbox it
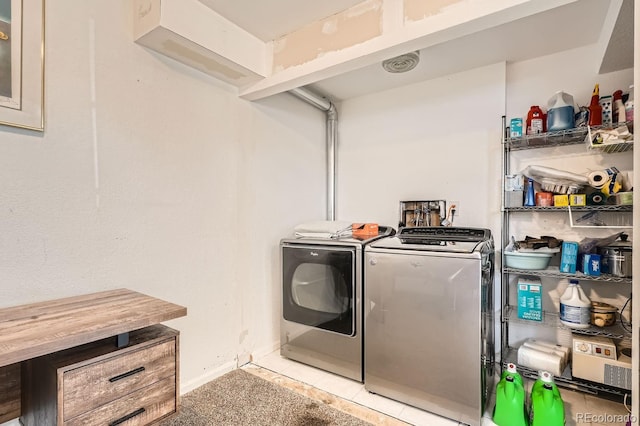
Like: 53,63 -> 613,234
493,363 -> 528,426
547,91 -> 575,131
530,371 -> 565,426
526,106 -> 546,134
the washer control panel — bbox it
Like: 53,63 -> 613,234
399,227 -> 491,241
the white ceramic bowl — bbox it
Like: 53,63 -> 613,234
504,251 -> 554,270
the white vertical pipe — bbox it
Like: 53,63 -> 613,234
325,104 -> 337,221
289,88 -> 338,221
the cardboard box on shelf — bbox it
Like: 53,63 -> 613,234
517,276 -> 542,321
553,194 -> 569,206
560,241 -> 579,274
569,194 -> 586,206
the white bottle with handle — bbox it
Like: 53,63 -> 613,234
559,279 -> 591,329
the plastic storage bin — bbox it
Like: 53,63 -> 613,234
504,251 -> 554,270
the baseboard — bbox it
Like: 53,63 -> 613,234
179,339 -> 279,395
180,360 -> 237,394
251,339 -> 280,361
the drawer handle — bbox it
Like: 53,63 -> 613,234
109,366 -> 145,382
109,407 -> 145,426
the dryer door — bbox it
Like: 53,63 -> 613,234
282,245 -> 355,336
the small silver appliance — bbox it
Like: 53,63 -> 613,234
364,226 -> 494,426
280,226 -> 394,382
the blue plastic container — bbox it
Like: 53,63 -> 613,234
524,178 -> 536,207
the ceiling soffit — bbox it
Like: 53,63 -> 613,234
133,0 -> 632,101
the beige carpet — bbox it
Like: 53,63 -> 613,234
159,367 -> 408,426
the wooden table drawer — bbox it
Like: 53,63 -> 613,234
21,325 -> 179,426
0,363 -> 21,423
65,376 -> 176,426
63,338 -> 176,421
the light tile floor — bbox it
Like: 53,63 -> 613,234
253,349 -> 632,426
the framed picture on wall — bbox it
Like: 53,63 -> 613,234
0,0 -> 44,132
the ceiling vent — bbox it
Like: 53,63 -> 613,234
382,51 -> 420,73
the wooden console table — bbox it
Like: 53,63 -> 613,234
0,288 -> 187,424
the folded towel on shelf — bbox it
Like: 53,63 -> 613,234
294,221 -> 353,239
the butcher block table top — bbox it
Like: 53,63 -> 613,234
0,288 -> 187,367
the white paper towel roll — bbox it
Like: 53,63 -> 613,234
517,345 -> 563,376
588,170 -> 609,189
526,339 -> 571,359
522,340 -> 569,367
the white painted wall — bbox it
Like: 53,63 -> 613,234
336,62 -> 506,231
633,2 -> 639,418
0,0 -> 325,403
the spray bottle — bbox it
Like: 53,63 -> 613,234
625,85 -> 634,133
588,83 -> 603,126
530,371 -> 564,426
613,90 -> 626,125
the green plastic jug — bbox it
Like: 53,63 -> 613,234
530,371 -> 565,426
493,365 -> 528,426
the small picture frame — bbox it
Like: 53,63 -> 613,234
0,0 -> 45,132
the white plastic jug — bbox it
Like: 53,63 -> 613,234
547,91 -> 575,131
559,279 -> 591,329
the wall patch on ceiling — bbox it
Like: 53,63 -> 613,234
272,0 -> 382,71
405,0 -> 462,22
